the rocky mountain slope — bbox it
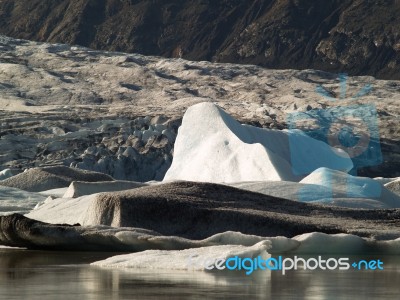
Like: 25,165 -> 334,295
0,0 -> 399,79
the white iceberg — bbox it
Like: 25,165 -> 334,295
91,241 -> 270,270
91,231 -> 400,271
385,178 -> 400,196
164,102 -> 353,183
62,180 -> 147,198
300,168 -> 400,208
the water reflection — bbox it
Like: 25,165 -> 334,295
0,249 -> 399,299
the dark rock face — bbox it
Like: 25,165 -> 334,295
0,0 -> 399,79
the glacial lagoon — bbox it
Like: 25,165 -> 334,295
1,249 -> 399,300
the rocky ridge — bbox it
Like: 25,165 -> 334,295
0,0 -> 400,79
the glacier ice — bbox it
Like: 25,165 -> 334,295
300,168 -> 400,208
164,103 -> 353,183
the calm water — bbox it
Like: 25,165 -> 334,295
0,249 -> 399,299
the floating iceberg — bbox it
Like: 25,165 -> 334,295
300,168 -> 400,208
385,178 -> 400,196
1,214 -> 399,256
0,166 -> 114,192
91,232 -> 400,272
91,241 -> 270,270
62,180 -> 147,198
26,181 -> 400,240
164,103 -> 353,183
227,181 -> 389,209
